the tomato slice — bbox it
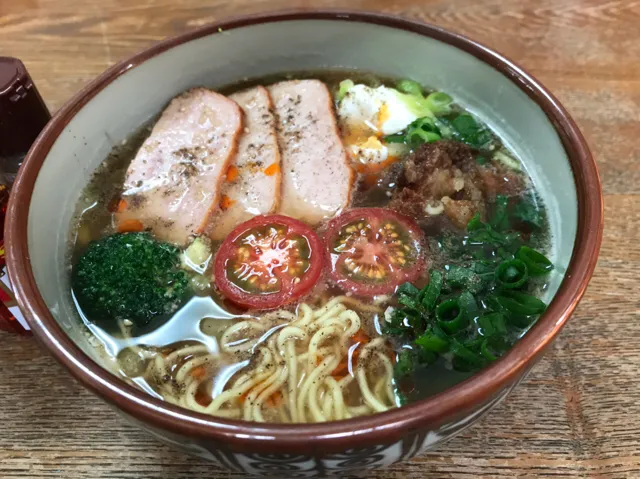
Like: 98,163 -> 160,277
214,215 -> 324,309
325,208 -> 426,295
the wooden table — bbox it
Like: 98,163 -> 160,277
0,0 -> 636,477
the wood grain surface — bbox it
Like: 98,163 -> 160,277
0,0 -> 637,477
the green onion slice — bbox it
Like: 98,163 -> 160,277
490,195 -> 509,231
407,129 -> 440,145
477,312 -> 507,337
394,349 -> 415,377
459,291 -> 479,321
425,91 -> 453,114
436,298 -> 468,333
396,79 -> 423,97
420,270 -> 443,312
517,246 -> 553,275
481,338 -> 498,361
336,79 -> 354,102
450,338 -> 485,368
416,329 -> 450,353
495,259 -> 529,289
497,290 -> 547,316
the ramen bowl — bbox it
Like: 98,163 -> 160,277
6,10 -> 602,476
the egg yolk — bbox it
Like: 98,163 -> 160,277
377,103 -> 391,131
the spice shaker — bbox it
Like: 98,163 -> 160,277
0,57 -> 51,334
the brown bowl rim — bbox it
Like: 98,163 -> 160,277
6,9 -> 603,452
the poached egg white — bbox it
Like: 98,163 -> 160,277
337,84 -> 427,170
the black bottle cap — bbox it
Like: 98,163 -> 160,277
0,57 -> 51,158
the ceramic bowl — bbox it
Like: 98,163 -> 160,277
6,10 -> 602,476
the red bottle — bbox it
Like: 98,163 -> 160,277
0,57 -> 51,334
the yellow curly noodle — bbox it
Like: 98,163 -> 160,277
138,296 -> 398,423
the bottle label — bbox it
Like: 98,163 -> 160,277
0,184 -> 30,334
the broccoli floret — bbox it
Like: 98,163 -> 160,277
72,232 -> 189,327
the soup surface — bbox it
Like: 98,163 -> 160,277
70,72 -> 556,423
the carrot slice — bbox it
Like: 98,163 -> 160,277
351,329 -> 370,345
238,390 -> 250,404
331,343 -> 363,378
226,165 -> 239,182
263,163 -> 280,177
118,219 -> 144,233
265,391 -> 283,408
116,199 -> 128,213
220,195 -> 235,211
331,360 -> 349,378
190,366 -> 207,380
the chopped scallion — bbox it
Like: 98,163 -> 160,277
517,246 -> 553,275
495,259 -> 529,289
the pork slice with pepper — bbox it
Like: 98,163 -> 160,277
209,86 -> 281,240
116,88 -> 244,245
269,80 -> 354,225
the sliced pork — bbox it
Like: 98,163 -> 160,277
268,80 -> 354,225
116,88 -> 243,245
208,86 -> 281,240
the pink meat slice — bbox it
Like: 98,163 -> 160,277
268,80 -> 354,225
116,88 -> 243,245
208,86 -> 281,240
